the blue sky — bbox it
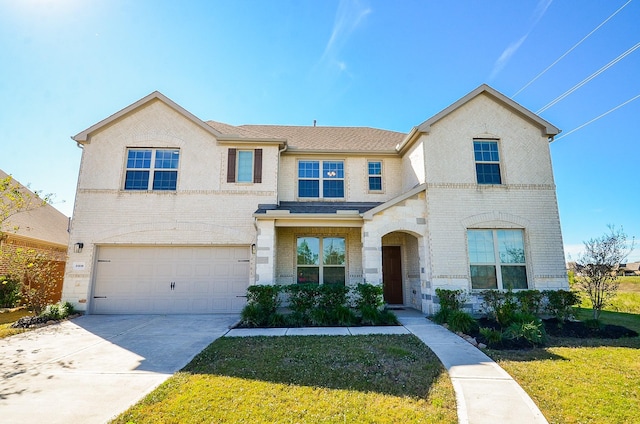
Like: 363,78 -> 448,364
1,0 -> 638,261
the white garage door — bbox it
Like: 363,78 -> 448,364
92,246 -> 250,314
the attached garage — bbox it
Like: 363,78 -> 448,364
91,246 -> 250,314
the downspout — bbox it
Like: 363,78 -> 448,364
276,141 -> 288,206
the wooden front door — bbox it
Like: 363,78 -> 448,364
382,246 -> 403,304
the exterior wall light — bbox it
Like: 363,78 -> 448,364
74,242 -> 84,253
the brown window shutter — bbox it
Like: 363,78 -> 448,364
227,148 -> 236,182
254,149 -> 262,183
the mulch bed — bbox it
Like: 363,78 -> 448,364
468,317 -> 638,350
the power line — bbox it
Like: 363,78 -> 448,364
536,41 -> 640,113
554,92 -> 640,141
512,0 -> 633,98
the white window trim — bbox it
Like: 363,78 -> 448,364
367,160 -> 384,193
473,139 -> 503,185
296,159 -> 345,199
123,148 -> 180,191
236,150 -> 254,183
468,229 -> 528,290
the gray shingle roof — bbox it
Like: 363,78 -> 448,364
205,121 -> 406,152
255,202 -> 382,215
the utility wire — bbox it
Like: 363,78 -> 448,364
513,0 -> 633,98
554,92 -> 640,141
536,41 -> 640,113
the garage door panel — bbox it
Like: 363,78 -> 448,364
93,246 -> 250,314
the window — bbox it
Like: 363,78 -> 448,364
227,148 -> 262,183
474,140 -> 502,184
124,148 -> 179,190
368,161 -> 382,191
296,236 -> 346,285
468,229 -> 527,290
298,160 -> 344,198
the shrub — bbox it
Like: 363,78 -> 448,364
515,290 -> 544,316
481,289 -> 519,326
354,283 -> 384,310
503,319 -> 546,347
435,288 -> 465,312
447,310 -> 477,334
479,327 -> 503,346
42,301 -> 75,320
544,289 -> 580,322
430,308 -> 450,325
240,285 -> 283,327
0,276 -> 21,308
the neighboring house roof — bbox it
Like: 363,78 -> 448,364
623,262 -> 640,272
0,169 -> 69,248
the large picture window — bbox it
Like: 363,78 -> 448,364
474,140 -> 502,185
298,160 -> 344,198
124,148 -> 179,191
296,236 -> 346,285
468,229 -> 527,290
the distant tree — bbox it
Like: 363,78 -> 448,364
1,174 -> 57,312
575,225 -> 635,320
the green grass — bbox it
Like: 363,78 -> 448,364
575,276 -> 640,314
0,308 -> 33,338
112,335 -> 457,424
486,308 -> 640,424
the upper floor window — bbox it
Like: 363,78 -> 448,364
124,148 -> 179,191
474,140 -> 501,184
468,229 -> 527,290
368,161 -> 382,192
298,160 -> 344,198
227,148 -> 262,183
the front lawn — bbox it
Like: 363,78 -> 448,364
0,308 -> 33,338
486,308 -> 640,424
113,335 -> 457,423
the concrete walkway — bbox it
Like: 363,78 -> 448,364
227,309 -> 548,424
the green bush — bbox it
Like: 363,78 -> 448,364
41,301 -> 75,320
240,285 -> 283,327
354,283 -> 384,310
0,276 -> 21,308
481,289 -> 520,326
544,289 -> 580,322
515,290 -> 544,316
447,310 -> 477,334
435,288 -> 465,312
430,308 -> 450,325
503,319 -> 546,347
479,327 -> 504,346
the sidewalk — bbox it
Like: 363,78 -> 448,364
226,309 -> 548,424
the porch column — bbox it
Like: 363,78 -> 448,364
255,218 -> 276,285
361,226 -> 383,286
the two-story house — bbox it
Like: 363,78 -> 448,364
62,84 -> 569,315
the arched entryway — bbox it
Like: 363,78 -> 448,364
381,231 -> 421,307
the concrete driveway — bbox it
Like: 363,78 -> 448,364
0,314 -> 239,423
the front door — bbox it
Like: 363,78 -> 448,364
382,246 -> 403,304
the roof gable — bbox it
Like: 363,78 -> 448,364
72,91 -> 223,143
418,84 -> 560,136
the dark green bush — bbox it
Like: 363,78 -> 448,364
481,289 -> 520,326
240,285 -> 283,327
479,327 -> 503,346
503,319 -> 546,347
0,276 -> 21,308
435,288 -> 465,312
354,283 -> 384,310
447,310 -> 478,334
544,289 -> 580,322
430,308 -> 450,325
515,290 -> 544,316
